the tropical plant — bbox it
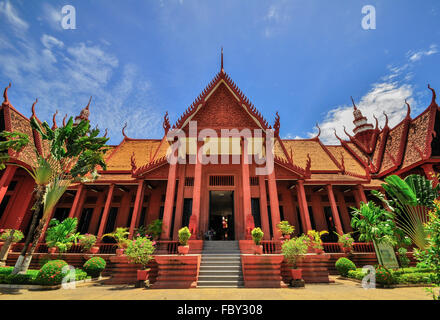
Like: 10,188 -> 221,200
178,227 -> 191,246
0,106 -> 110,275
83,257 -> 106,278
146,219 -> 163,240
251,227 -> 264,245
0,229 -> 24,243
276,221 -> 295,236
125,237 -> 155,269
134,225 -> 148,239
335,257 -> 356,277
397,247 -> 410,269
373,174 -> 440,250
78,234 -> 97,252
307,230 -> 328,250
335,232 -> 355,249
45,218 -> 80,253
281,235 -> 309,269
102,227 -> 130,249
351,201 -> 398,265
414,200 -> 440,300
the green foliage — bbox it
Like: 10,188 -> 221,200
375,265 -> 395,285
134,225 -> 148,238
374,174 -> 440,250
276,221 -> 295,236
178,227 -> 191,246
335,232 -> 355,249
398,272 -> 434,284
347,267 -> 435,285
35,260 -> 69,286
45,218 -> 80,253
103,227 -> 130,249
147,219 -> 163,240
281,235 -> 309,268
0,131 -> 30,170
335,257 -> 356,277
124,237 -> 155,269
347,269 -> 369,281
307,230 -> 328,250
397,247 -> 410,268
251,227 -> 264,245
0,267 -> 14,275
0,229 -> 24,243
83,257 -> 107,278
78,234 -> 97,252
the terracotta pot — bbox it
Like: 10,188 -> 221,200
89,246 -> 100,254
178,245 -> 190,255
340,245 -> 352,254
313,247 -> 324,254
137,269 -> 150,281
283,234 -> 291,240
48,247 -> 58,254
254,245 -> 263,255
116,248 -> 125,256
290,268 -> 303,280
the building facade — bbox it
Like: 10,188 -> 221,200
1,60 -> 439,244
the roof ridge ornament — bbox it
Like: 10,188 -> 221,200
221,47 -> 224,73
31,98 -> 38,119
163,111 -> 170,135
428,84 -> 437,106
52,110 -> 58,130
3,83 -> 11,105
351,96 -> 357,110
122,122 -> 128,139
314,123 -> 321,139
405,99 -> 411,119
63,114 -> 68,127
274,112 -> 280,136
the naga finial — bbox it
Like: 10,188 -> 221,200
428,84 -> 437,106
52,110 -> 59,130
273,112 -> 280,136
315,123 -> 321,139
405,99 -> 411,119
122,122 -> 128,139
62,114 -> 68,127
31,98 -> 38,118
163,111 -> 170,135
3,83 -> 11,105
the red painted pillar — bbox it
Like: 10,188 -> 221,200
2,176 -> 34,229
0,166 -> 16,204
336,190 -> 353,232
173,165 -> 186,239
129,181 -> 145,239
161,163 -> 178,240
146,187 -> 162,225
97,184 -> 115,239
189,148 -> 202,239
311,194 -> 327,231
68,184 -> 85,218
356,184 -> 368,204
422,164 -> 439,187
116,189 -> 132,228
88,192 -> 105,235
258,176 -> 271,240
296,180 -> 312,232
267,170 -> 281,239
326,184 -> 343,235
242,140 -> 254,240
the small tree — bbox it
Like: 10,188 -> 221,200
276,221 -> 295,236
0,229 -> 24,266
251,227 -> 264,245
178,227 -> 191,246
281,235 -> 310,269
125,237 -> 156,270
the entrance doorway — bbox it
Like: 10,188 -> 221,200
209,191 -> 235,240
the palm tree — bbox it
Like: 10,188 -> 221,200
0,110 -> 109,274
373,174 -> 440,250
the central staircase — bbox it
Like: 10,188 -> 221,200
197,241 -> 244,288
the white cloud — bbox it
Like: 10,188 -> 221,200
41,34 -> 64,49
408,44 -> 438,62
0,0 -> 28,31
262,1 -> 292,38
40,2 -> 62,31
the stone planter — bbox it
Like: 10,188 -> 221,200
241,254 -> 287,288
178,245 -> 190,255
89,246 -> 100,254
137,269 -> 150,281
151,255 -> 201,289
290,268 -> 302,280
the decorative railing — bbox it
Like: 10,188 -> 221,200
353,242 -> 375,253
155,241 -> 179,254
323,243 -> 342,253
261,241 -> 281,254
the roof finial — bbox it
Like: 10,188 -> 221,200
428,84 -> 437,106
31,98 -> 38,118
163,111 -> 170,135
52,110 -> 58,130
3,83 -> 11,105
122,122 -> 128,139
221,47 -> 224,73
63,114 -> 68,127
405,99 -> 411,118
351,96 -> 357,110
86,96 -> 92,110
315,123 -> 321,139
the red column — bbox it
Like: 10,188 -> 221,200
97,184 -> 115,239
146,187 -> 162,225
2,176 -> 34,229
258,176 -> 271,240
422,164 -> 439,187
88,192 -> 105,234
0,166 -> 16,204
161,163 -> 178,239
311,194 -> 327,231
326,184 -> 343,235
242,141 -> 254,240
357,184 -> 368,204
189,149 -> 202,239
173,165 -> 186,239
296,180 -> 312,232
129,181 -> 145,239
267,170 -> 281,239
116,189 -> 132,228
68,184 -> 85,218
336,190 -> 353,232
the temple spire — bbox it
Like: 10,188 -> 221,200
221,47 -> 224,73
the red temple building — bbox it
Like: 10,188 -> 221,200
1,58 -> 439,246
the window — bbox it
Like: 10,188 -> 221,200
251,198 -> 261,228
181,199 -> 193,228
0,195 -> 11,220
78,208 -> 93,234
209,175 -> 234,186
53,208 -> 70,222
104,208 -> 119,234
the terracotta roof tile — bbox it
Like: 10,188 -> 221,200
8,107 -> 37,167
379,121 -> 407,174
326,145 -> 366,175
282,140 -> 339,171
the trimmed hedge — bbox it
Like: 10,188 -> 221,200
83,257 -> 106,278
335,258 -> 356,277
375,266 -> 395,285
346,267 -> 435,285
35,260 -> 69,286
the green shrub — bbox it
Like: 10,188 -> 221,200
74,269 -> 89,281
276,221 -> 295,236
4,274 -> 34,285
0,274 -> 7,284
35,260 -> 68,286
0,267 -> 13,275
397,272 -> 434,284
335,258 -> 356,277
125,237 -> 155,269
178,227 -> 191,246
0,229 -> 24,243
397,247 -> 410,268
375,266 -> 395,285
251,228 -> 264,245
347,269 -> 368,281
83,257 -> 106,278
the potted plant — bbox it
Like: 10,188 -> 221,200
335,232 -> 354,254
307,230 -> 328,254
79,234 -> 99,254
125,236 -> 156,281
0,229 -> 24,267
281,235 -> 310,280
147,219 -> 163,241
276,221 -> 295,240
45,218 -> 80,255
178,227 -> 191,255
251,227 -> 264,255
103,227 -> 130,256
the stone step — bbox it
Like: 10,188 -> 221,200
199,270 -> 242,276
200,265 -> 242,270
197,280 -> 244,287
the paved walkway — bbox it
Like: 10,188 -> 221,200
0,277 -> 432,300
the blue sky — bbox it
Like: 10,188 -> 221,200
0,0 -> 439,145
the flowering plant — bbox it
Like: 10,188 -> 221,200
276,221 -> 295,236
0,229 -> 24,243
307,230 -> 328,250
78,234 -> 97,252
125,237 -> 155,269
281,235 -> 310,269
335,232 -> 355,249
